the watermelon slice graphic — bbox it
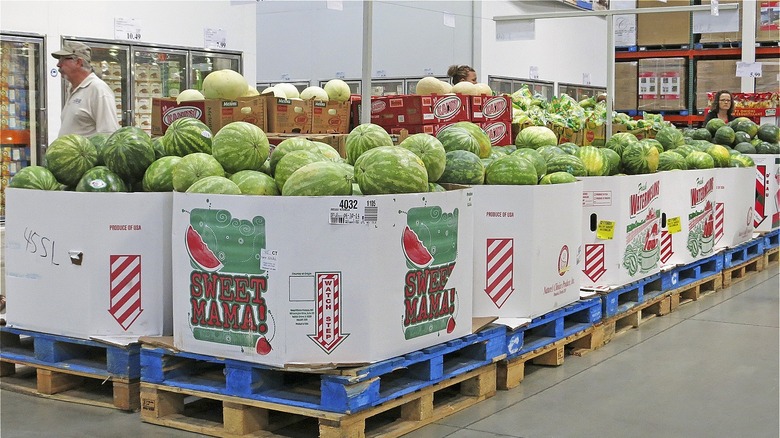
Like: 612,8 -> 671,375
402,226 -> 434,268
186,225 -> 223,271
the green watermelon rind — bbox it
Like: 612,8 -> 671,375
345,123 -> 393,165
274,149 -> 326,192
44,134 -> 98,186
163,117 -> 213,157
399,133 -> 447,183
172,152 -> 225,192
185,176 -> 242,195
142,156 -> 182,192
211,121 -> 270,174
102,126 -> 156,183
437,125 -> 482,157
354,146 -> 429,195
283,161 -> 354,196
545,154 -> 587,177
484,154 -> 538,185
75,166 -> 127,192
9,166 -> 62,190
438,150 -> 485,185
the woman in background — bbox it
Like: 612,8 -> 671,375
448,64 -> 477,84
704,90 -> 735,123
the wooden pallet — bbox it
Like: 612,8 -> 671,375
669,274 -> 723,312
0,328 -> 141,410
496,323 -> 608,390
140,361 -> 497,438
600,290 -> 672,342
763,247 -> 779,269
722,255 -> 764,289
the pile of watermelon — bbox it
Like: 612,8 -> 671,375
684,118 -> 779,156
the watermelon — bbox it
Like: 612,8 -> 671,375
705,117 -> 726,135
44,134 -> 98,186
186,176 -> 242,195
9,166 -> 62,190
399,133 -> 447,182
575,145 -> 609,176
670,144 -> 695,158
621,142 -> 659,174
512,148 -> 546,180
685,151 -> 715,169
151,136 -> 168,159
102,126 -> 156,182
757,123 -> 780,143
172,152 -> 225,192
354,146 -> 428,194
705,144 -> 731,167
713,126 -> 736,146
690,128 -> 712,142
311,142 -> 342,162
657,151 -> 688,171
163,117 -> 213,156
345,123 -> 393,165
274,149 -> 326,191
352,182 -> 363,195
75,166 -> 127,192
654,127 -> 685,151
428,182 -> 446,192
733,131 -> 752,145
211,121 -> 270,174
545,154 -> 587,177
558,142 -> 579,155
142,156 -> 182,192
600,148 -> 621,175
438,150 -> 485,185
640,138 -> 664,155
282,161 -> 353,196
514,126 -> 557,149
729,159 -> 746,168
436,125 -> 482,157
731,154 -> 755,167
539,171 -> 577,184
230,170 -> 280,196
605,132 -> 639,157
537,145 -> 566,162
484,154 -> 538,185
451,121 -> 491,158
730,117 -> 759,138
269,137 -> 316,175
756,142 -> 780,154
88,133 -> 111,165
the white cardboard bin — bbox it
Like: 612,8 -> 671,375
4,189 -> 173,342
471,183 -> 582,319
172,189 -> 474,368
580,174 -> 662,289
713,167 -> 755,250
747,154 -> 780,232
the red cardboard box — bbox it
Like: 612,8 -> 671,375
152,96 -> 266,136
390,122 -> 457,137
266,96 -> 311,133
371,94 -> 470,127
310,100 -> 350,134
479,120 -> 513,146
471,95 -> 512,123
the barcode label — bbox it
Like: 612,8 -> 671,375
364,206 -> 378,222
328,205 -> 379,225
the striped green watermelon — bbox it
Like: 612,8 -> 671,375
45,134 -> 98,186
311,141 -> 342,162
575,145 -> 608,176
186,176 -> 242,195
558,142 -> 579,155
9,166 -> 62,190
705,118 -> 726,135
705,143 -> 731,167
142,156 -> 182,192
730,117 -> 758,138
731,154 -> 755,167
274,149 -> 326,191
512,148 -> 547,180
346,123 -> 393,165
399,133 -> 447,182
484,154 -> 538,185
685,151 -> 715,169
657,151 -> 687,171
690,128 -> 712,141
451,121 -> 491,158
640,138 -> 664,155
75,166 -> 127,192
757,123 -> 780,143
514,126 -> 557,149
437,125 -> 482,157
545,154 -> 586,177
102,126 -> 156,182
428,182 -> 446,192
539,171 -> 577,184
713,126 -> 736,146
352,182 -> 363,195
172,152 -> 225,192
733,131 -> 751,145
163,117 -> 213,156
230,170 -> 280,196
654,127 -> 685,151
269,137 -> 316,175
88,133 -> 111,165
536,145 -> 566,162
756,142 -> 780,154
670,144 -> 695,158
600,148 -> 621,175
729,158 -> 747,168
212,121 -> 269,174
354,146 -> 428,194
621,142 -> 659,174
438,150 -> 485,185
151,136 -> 168,159
734,142 -> 756,154
283,161 -> 353,196
605,132 -> 638,157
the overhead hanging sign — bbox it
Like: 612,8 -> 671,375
115,17 -> 142,41
204,28 -> 227,49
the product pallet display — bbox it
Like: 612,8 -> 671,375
0,327 -> 141,411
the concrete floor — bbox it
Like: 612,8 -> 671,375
1,267 -> 778,438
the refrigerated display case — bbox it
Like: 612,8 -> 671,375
76,41 -> 131,126
318,79 -> 361,95
557,82 -> 606,102
406,76 -> 450,94
371,78 -> 404,96
132,47 -> 187,133
488,75 -> 555,101
190,50 -> 242,93
1,32 -> 47,222
257,81 -> 312,96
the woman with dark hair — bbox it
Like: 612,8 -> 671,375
447,64 -> 477,84
704,90 -> 735,123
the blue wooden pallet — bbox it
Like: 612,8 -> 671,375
504,297 -> 602,360
598,273 -> 663,319
723,238 -> 765,269
141,324 -> 505,415
0,326 -> 141,380
694,42 -> 742,49
763,229 -> 779,251
661,253 -> 724,292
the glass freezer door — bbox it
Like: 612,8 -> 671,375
189,51 -> 242,93
1,32 -> 47,222
64,39 -> 131,127
405,76 -> 449,95
318,79 -> 361,95
132,48 -> 187,134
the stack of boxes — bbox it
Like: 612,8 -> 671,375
94,60 -> 124,125
637,58 -> 687,112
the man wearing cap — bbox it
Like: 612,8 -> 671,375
52,41 -> 120,137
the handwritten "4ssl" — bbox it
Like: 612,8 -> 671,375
23,227 -> 59,265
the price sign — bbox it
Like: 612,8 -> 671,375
735,62 -> 762,78
529,66 -> 539,80
335,71 -> 345,79
115,17 -> 142,41
596,220 -> 615,240
583,73 -> 591,85
204,28 -> 227,49
376,70 -> 387,78
667,217 -> 682,234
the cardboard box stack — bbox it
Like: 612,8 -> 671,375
695,60 -> 742,113
758,1 -> 780,42
637,0 -> 691,46
755,58 -> 780,94
152,96 -> 266,136
697,0 -> 742,44
638,57 -> 687,111
615,61 -> 638,111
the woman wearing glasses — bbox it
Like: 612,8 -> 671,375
704,90 -> 736,123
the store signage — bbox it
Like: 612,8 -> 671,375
115,17 -> 142,41
204,28 -> 227,49
735,62 -> 762,78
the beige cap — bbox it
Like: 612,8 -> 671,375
52,41 -> 92,62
